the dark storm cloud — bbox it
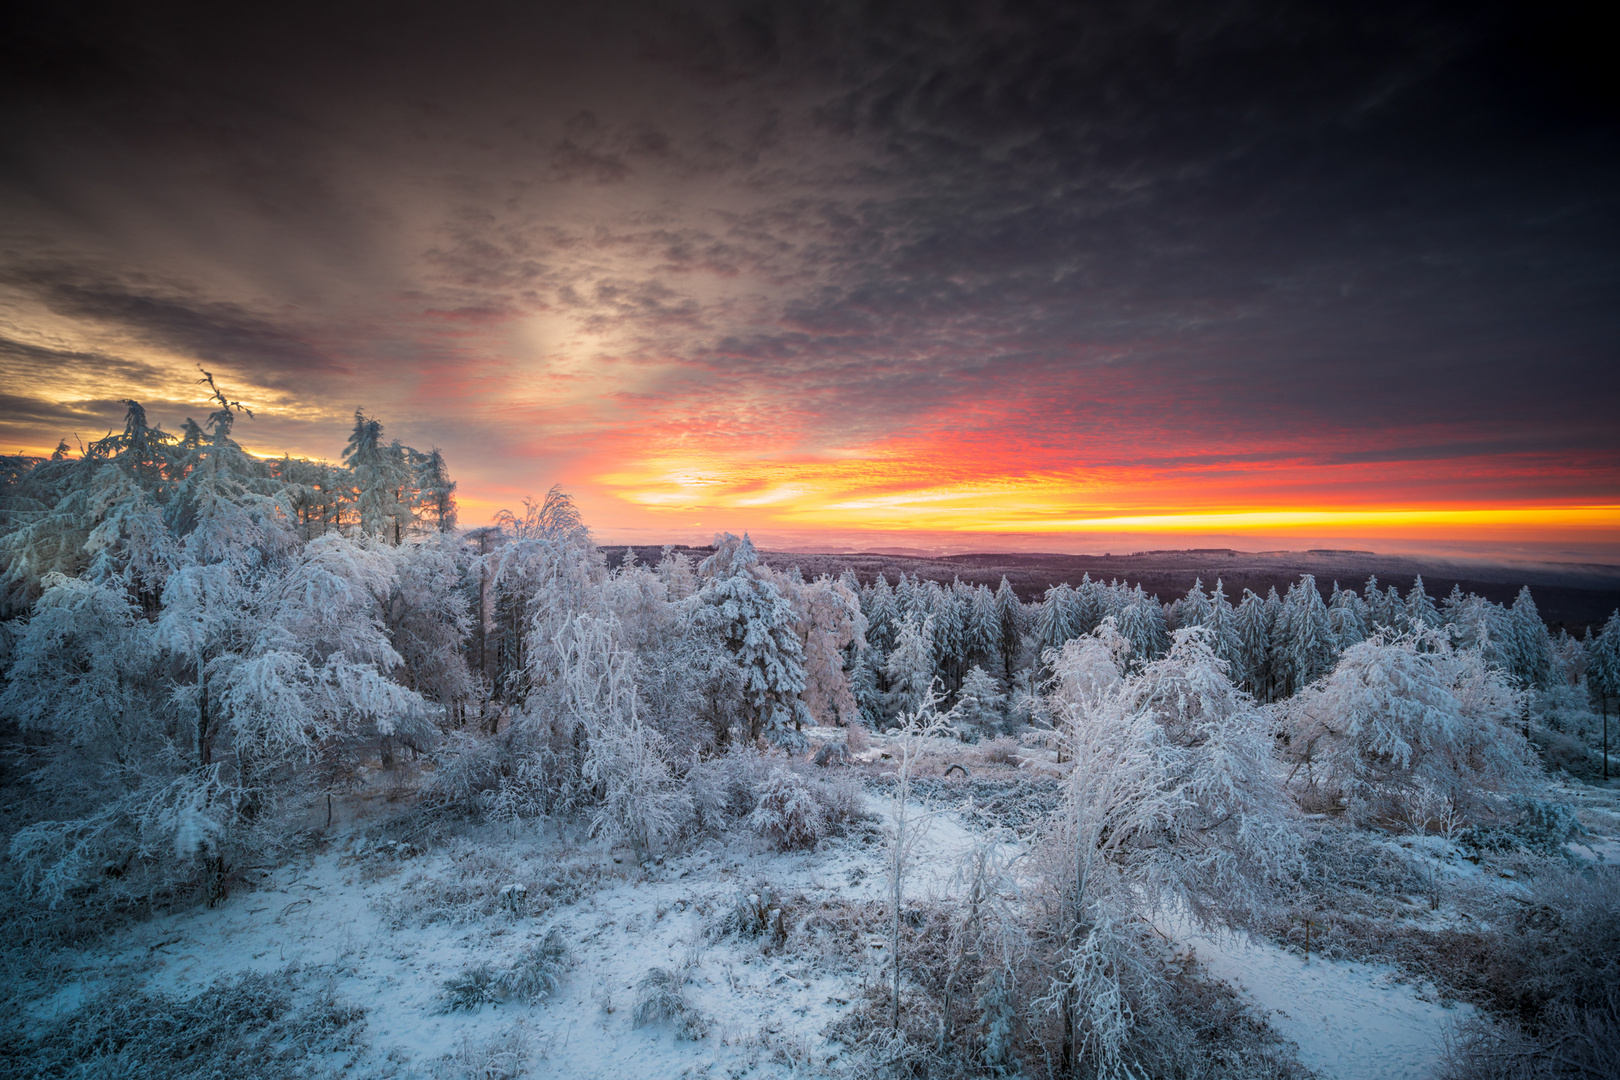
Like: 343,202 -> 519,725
0,0 -> 1614,488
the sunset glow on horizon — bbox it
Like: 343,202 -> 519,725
1,2 -> 1615,560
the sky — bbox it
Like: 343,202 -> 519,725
1,0 -> 1617,557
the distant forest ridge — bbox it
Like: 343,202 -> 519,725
611,544 -> 1620,636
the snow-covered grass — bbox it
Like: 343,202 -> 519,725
6,734 -> 1616,1080
2,788 -> 918,1078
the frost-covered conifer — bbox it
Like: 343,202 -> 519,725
1328,582 -> 1368,651
1073,573 -> 1103,637
1285,574 -> 1337,695
951,664 -> 1006,739
1203,578 -> 1242,670
1174,578 -> 1212,630
1507,586 -> 1552,689
885,612 -> 937,721
1114,586 -> 1167,668
1037,583 -> 1078,655
993,576 -> 1023,676
967,583 -> 999,671
895,572 -> 918,620
1233,588 -> 1274,701
1405,575 -> 1442,637
864,573 -> 898,655
695,533 -> 811,747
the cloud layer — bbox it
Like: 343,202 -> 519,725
1,0 -> 1616,548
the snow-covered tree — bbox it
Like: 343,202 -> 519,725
1279,630 -> 1538,822
1115,585 -> 1168,668
1588,610 -> 1620,779
865,572 -> 898,657
994,576 -> 1024,677
1405,575 -> 1443,636
695,533 -> 811,748
1173,578 -> 1212,630
1034,623 -> 1302,1074
885,612 -> 937,722
1328,582 -> 1368,651
782,572 -> 865,726
1506,586 -> 1552,690
967,583 -> 1000,672
951,664 -> 1006,740
343,410 -> 415,543
554,614 -> 690,853
1036,583 -> 1078,656
1233,588 -> 1274,700
1201,577 -> 1242,670
1122,628 -> 1301,924
414,447 -> 458,533
1283,575 -> 1337,696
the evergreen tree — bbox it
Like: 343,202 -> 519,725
886,612 -> 937,722
927,580 -> 966,695
1203,578 -> 1242,670
994,576 -> 1023,678
951,665 -> 1006,739
864,573 -> 898,656
848,648 -> 885,728
1286,575 -> 1338,695
1405,575 -> 1442,637
1176,578 -> 1212,631
342,410 -> 415,543
1113,586 -> 1168,668
415,447 -> 458,533
695,533 -> 812,747
1328,583 -> 1368,651
1364,575 -> 1394,630
1234,588 -> 1274,701
1507,586 -> 1552,689
967,583 -> 999,671
1589,611 -> 1620,779
1037,583 -> 1078,655
1073,573 -> 1104,637
895,572 -> 918,620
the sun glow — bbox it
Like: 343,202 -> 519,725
588,449 -> 1620,544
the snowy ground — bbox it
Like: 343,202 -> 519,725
1159,915 -> 1471,1080
25,786 -> 994,1079
18,740 -> 1618,1079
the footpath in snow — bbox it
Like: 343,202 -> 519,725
1163,916 -> 1471,1080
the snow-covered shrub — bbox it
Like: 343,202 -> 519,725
748,767 -> 827,850
845,721 -> 871,755
498,929 -> 570,1004
1463,797 -> 1581,857
814,771 -> 867,832
812,739 -> 850,766
429,1021 -> 536,1080
5,967 -> 366,1079
1438,865 -> 1620,1080
441,961 -> 502,1012
975,965 -> 1018,1070
631,967 -> 707,1038
1512,798 -> 1580,853
708,884 -> 792,945
975,735 -> 1021,766
1280,631 -> 1540,824
686,749 -> 768,833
